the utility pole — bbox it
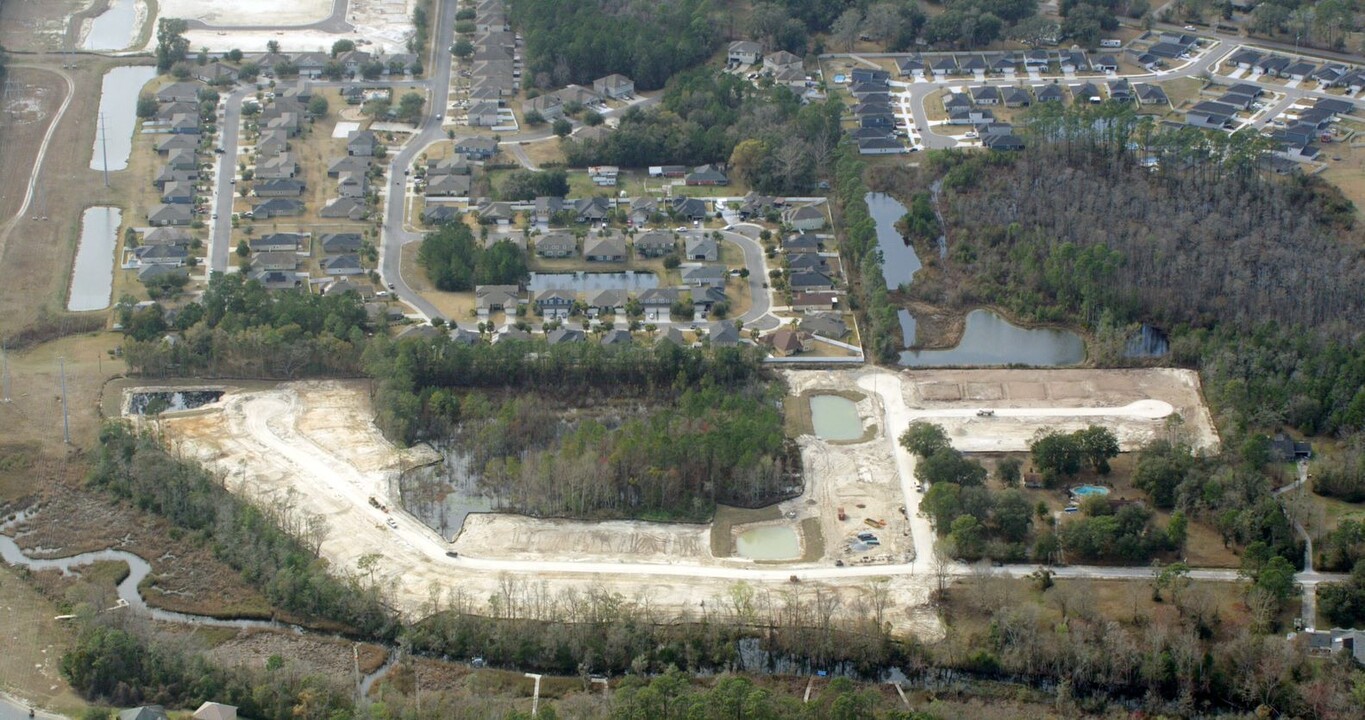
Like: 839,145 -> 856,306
99,113 -> 111,187
1,342 -> 10,402
525,673 -> 542,716
352,644 -> 361,704
59,356 -> 71,444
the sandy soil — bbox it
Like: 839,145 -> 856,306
158,0 -> 335,26
899,367 -> 1219,453
157,380 -> 943,637
168,0 -> 419,54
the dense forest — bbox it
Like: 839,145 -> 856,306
119,273 -> 371,378
508,0 -> 719,90
885,104 -> 1365,439
418,223 -> 528,291
367,335 -> 794,518
564,69 -> 844,195
436,383 -> 793,520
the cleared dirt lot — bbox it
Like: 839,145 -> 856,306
150,366 -> 1215,637
901,367 -> 1219,453
158,380 -> 942,637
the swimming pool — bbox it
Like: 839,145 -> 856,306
1071,485 -> 1111,498
834,74 -> 847,83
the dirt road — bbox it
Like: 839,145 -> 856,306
155,367 -> 1217,637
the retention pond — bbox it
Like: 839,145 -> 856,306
66,206 -> 121,312
899,309 -> 1085,367
809,395 -> 862,441
735,525 -> 801,561
82,0 -> 140,51
91,65 -> 157,172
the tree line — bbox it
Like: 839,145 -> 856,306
88,423 -> 401,637
118,273 -> 371,378
418,223 -> 528,291
831,144 -> 901,363
508,0 -> 719,91
564,69 -> 845,195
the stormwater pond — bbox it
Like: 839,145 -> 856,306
735,525 -> 801,561
809,395 -> 862,441
899,309 -> 1085,367
82,0 -> 140,51
91,65 -> 157,172
66,206 -> 121,312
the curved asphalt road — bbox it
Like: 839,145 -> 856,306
377,0 -> 459,320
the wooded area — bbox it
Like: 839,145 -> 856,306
367,335 -> 794,518
833,145 -> 901,363
564,69 -> 844,195
882,104 -> 1365,439
418,223 -> 528,291
508,0 -> 718,90
88,424 -> 400,637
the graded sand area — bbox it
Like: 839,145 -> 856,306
158,0 -> 336,26
901,367 -> 1219,453
153,368 -> 1214,635
159,380 -> 942,637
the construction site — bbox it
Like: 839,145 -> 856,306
149,366 -> 1217,636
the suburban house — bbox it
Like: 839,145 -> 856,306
931,57 -> 959,77
728,40 -> 762,66
251,252 -> 297,272
574,197 -> 612,224
256,153 -> 298,179
476,285 -> 523,314
593,74 -> 635,99
783,205 -> 826,231
157,134 -> 199,153
681,264 -> 727,288
324,276 -> 372,298
648,165 -> 687,178
455,136 -> 498,160
767,328 -> 806,357
160,181 -> 195,205
527,93 -> 565,120
255,178 -> 306,197
685,164 -> 728,186
251,233 -> 304,252
135,244 -> 188,266
148,204 -> 192,226
426,174 -> 471,197
320,233 -> 362,254
588,165 -> 619,186
1269,433 -> 1313,461
477,202 -> 515,226
535,289 -> 576,316
328,155 -> 369,177
156,82 -> 200,104
429,155 -> 471,176
601,329 -> 633,347
466,101 -> 503,127
970,85 -> 1000,106
708,321 -> 741,347
320,197 -> 367,220
141,227 -> 192,246
584,234 -> 627,262
1186,100 -> 1236,129
586,288 -> 626,315
629,196 -> 658,225
535,196 -> 564,224
192,701 -> 237,720
801,313 -> 848,339
656,326 -> 687,346
783,233 -> 822,253
685,236 -> 719,262
1135,83 -> 1169,106
787,252 -> 828,273
671,196 -> 709,221
1001,86 -> 1031,108
252,198 -> 305,219
1092,55 -> 1119,73
1107,79 -> 1133,103
423,205 -> 461,225
633,231 -> 675,258
536,233 -> 577,258
1036,84 -> 1065,103
119,706 -> 171,720
764,50 -> 802,73
321,254 -> 364,275
897,56 -> 925,76
637,287 -> 678,317
1073,82 -> 1102,104
788,270 -> 836,292
449,327 -> 481,345
347,131 -> 380,157
547,327 -> 586,345
791,291 -> 840,311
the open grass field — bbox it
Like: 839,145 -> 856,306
0,56 -> 142,338
0,68 -> 66,221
